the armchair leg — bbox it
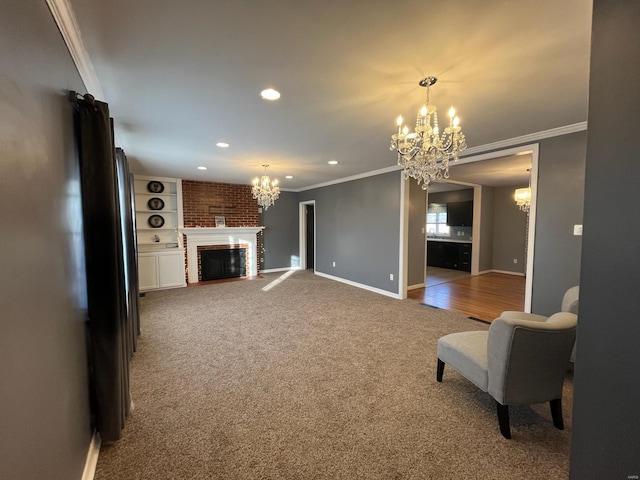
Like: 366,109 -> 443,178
550,398 -> 564,430
436,359 -> 445,382
496,402 -> 511,439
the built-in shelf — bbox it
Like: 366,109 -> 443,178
136,192 -> 177,196
137,209 -> 178,214
134,175 -> 186,291
138,243 -> 180,247
137,227 -> 179,231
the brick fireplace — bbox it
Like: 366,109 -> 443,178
181,227 -> 263,284
197,244 -> 248,281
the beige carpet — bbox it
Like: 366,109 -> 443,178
94,270 -> 572,479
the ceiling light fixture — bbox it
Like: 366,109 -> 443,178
328,160 -> 338,165
197,166 -> 207,170
251,164 -> 280,210
216,142 -> 230,148
285,175 -> 293,179
514,188 -> 531,212
390,76 -> 467,190
260,88 -> 280,100
515,169 -> 532,213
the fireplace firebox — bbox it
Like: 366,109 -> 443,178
201,248 -> 246,281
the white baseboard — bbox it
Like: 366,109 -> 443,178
260,267 -> 301,274
490,269 -> 526,276
314,271 -> 402,299
407,283 -> 425,291
82,431 -> 101,480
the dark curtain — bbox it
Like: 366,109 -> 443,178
73,94 -> 137,443
115,147 -> 140,351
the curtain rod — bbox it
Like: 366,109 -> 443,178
68,90 -> 97,109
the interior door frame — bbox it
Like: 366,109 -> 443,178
453,143 -> 539,312
298,200 -> 316,271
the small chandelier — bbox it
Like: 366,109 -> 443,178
514,188 -> 531,212
251,164 -> 280,210
514,169 -> 532,213
390,76 -> 467,190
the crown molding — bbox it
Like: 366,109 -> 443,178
461,122 -> 588,157
46,0 -> 105,101
295,165 -> 401,192
294,122 -> 588,191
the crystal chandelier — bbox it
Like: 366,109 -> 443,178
390,76 -> 467,190
514,169 -> 532,213
251,164 -> 280,210
514,188 -> 531,212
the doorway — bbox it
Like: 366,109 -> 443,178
416,143 -> 538,312
299,200 -> 316,271
305,204 -> 314,270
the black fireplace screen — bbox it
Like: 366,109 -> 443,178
201,248 -> 246,281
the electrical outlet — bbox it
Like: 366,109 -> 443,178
332,261 -> 336,267
390,273 -> 394,281
573,224 -> 583,236
513,258 -> 518,264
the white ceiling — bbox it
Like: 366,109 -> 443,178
66,0 -> 592,190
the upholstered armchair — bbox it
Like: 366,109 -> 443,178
436,311 -> 577,438
501,286 -> 579,362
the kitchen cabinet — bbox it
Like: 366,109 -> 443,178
458,243 -> 471,271
446,201 -> 473,226
427,241 -> 472,272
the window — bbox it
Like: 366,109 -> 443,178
427,203 -> 450,236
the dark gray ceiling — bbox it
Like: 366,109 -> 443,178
67,0 -> 592,189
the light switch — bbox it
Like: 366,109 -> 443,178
573,224 -> 583,236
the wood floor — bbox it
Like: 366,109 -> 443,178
189,268 -> 524,322
408,267 -> 526,322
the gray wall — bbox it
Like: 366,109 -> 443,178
531,131 -> 586,314
260,138 -> 586,314
260,191 -> 299,270
492,185 -> 527,274
407,179 -> 427,287
0,3 -> 92,479
478,186 -> 495,272
570,1 -> 640,477
298,172 -> 402,294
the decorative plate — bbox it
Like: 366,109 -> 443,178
148,214 -> 165,228
147,197 -> 165,210
147,181 -> 164,193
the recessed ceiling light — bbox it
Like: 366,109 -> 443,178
260,88 -> 281,100
328,160 -> 338,165
197,166 -> 207,170
285,175 -> 293,179
216,142 -> 230,148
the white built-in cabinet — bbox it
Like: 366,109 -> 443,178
134,175 -> 186,292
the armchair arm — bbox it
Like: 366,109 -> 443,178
499,311 -> 549,323
561,286 -> 580,313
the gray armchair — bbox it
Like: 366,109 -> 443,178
436,311 -> 577,438
501,286 -> 579,362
